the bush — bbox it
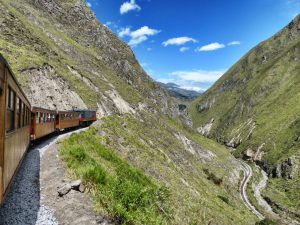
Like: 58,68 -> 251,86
203,168 -> 223,186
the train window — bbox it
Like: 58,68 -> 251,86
6,87 -> 15,132
27,108 -> 29,125
16,97 -> 21,128
25,108 -> 28,126
35,112 -> 38,124
20,102 -> 24,127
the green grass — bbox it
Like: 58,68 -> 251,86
60,127 -> 172,224
188,16 -> 300,220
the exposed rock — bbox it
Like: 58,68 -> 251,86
70,180 -> 82,190
58,184 -> 72,197
106,90 -> 136,114
226,135 -> 241,148
244,148 -> 256,159
273,157 -> 297,179
197,118 -> 214,136
197,98 -> 215,112
174,132 -> 216,162
21,64 -> 87,111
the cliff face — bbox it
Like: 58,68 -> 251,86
190,14 -> 300,217
0,0 -> 171,114
0,0 -> 259,224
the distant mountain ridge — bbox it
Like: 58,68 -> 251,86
157,82 -> 202,100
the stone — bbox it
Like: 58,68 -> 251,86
70,179 -> 82,191
79,184 -> 86,193
58,184 -> 72,197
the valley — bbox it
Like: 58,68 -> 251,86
0,0 -> 299,224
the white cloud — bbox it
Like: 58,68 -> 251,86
171,70 -> 224,83
130,26 -> 160,38
118,26 -> 160,47
196,42 -> 225,52
86,2 -> 92,7
128,36 -> 148,46
118,27 -> 131,37
162,37 -> 197,46
179,86 -> 206,92
147,47 -> 152,51
120,0 -> 141,15
179,47 -> 190,52
228,41 -> 241,46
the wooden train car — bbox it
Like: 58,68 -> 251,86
56,111 -> 80,130
0,55 -> 31,204
75,109 -> 97,126
0,54 -> 97,205
31,107 -> 56,140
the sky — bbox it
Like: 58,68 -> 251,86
86,0 -> 299,92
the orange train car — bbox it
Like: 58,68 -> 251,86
56,111 -> 80,131
0,54 -> 31,204
0,54 -> 97,205
31,107 -> 56,140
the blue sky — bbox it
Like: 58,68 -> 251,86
86,0 -> 299,92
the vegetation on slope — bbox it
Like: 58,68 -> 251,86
59,113 -> 258,225
0,0 -> 262,223
60,128 -> 172,224
189,14 -> 300,221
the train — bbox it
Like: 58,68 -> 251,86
0,54 -> 96,204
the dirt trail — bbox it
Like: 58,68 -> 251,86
239,160 -> 265,220
252,166 -> 278,218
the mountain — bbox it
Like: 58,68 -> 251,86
189,14 -> 300,219
0,0 -> 258,224
157,82 -> 202,101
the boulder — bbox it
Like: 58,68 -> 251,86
58,184 -> 72,197
70,179 -> 82,190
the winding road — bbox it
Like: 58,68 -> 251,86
239,160 -> 265,220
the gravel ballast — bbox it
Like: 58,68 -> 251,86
0,128 -> 112,225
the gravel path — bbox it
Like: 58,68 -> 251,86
0,134 -> 59,225
0,128 -> 111,225
252,166 -> 278,218
239,160 -> 265,220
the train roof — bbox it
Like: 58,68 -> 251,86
0,53 -> 31,107
31,106 -> 57,113
73,109 -> 96,112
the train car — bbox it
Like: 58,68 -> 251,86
0,54 -> 31,204
56,111 -> 80,131
75,109 -> 97,126
31,107 -> 56,140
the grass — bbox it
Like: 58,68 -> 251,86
188,15 -> 300,220
60,127 -> 172,224
92,113 -> 258,224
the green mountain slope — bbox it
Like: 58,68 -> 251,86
0,0 -> 259,224
189,14 -> 300,219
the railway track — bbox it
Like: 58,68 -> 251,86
239,160 -> 265,220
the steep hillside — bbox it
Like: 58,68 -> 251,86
190,15 -> 300,219
0,0 -> 259,224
